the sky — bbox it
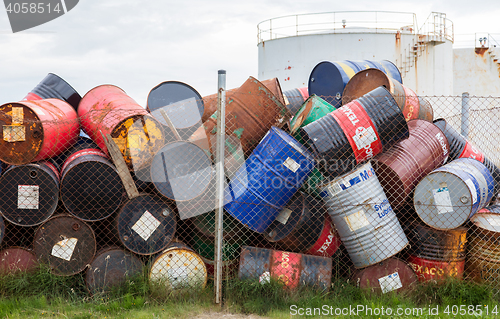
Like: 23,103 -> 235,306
1,0 -> 500,106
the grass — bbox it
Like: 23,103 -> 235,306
1,266 -> 500,318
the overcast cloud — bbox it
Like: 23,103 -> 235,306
1,0 -> 500,106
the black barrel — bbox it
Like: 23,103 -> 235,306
24,73 -> 82,111
434,118 -> 500,195
300,86 -> 408,178
60,140 -> 125,222
264,192 -> 326,253
115,194 -> 177,255
283,87 -> 309,116
147,81 -> 204,140
85,247 -> 143,295
0,161 -> 59,226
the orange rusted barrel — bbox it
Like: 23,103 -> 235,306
342,68 -> 433,122
0,99 -> 79,165
200,77 -> 285,123
78,85 -> 166,171
189,77 -> 287,155
466,208 -> 500,285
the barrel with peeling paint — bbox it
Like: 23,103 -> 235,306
23,73 -> 82,111
308,60 -> 402,106
85,247 -> 143,295
0,247 -> 38,274
434,118 -> 500,196
264,192 -> 340,256
115,194 -> 177,255
147,81 -> 204,140
372,119 -> 449,210
224,126 -> 316,233
466,210 -> 500,285
0,161 -> 59,226
149,242 -> 208,291
353,257 -> 417,294
319,161 -> 408,268
342,68 -> 433,121
60,139 -> 124,222
33,215 -> 96,276
239,246 -> 332,291
78,85 -> 166,171
300,86 -> 409,178
405,222 -> 467,282
413,158 -> 494,230
0,99 -> 79,165
190,76 -> 288,155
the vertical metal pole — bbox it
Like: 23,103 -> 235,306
461,92 -> 470,138
214,70 -> 226,304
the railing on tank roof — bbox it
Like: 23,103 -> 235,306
418,12 -> 454,43
257,11 -> 418,44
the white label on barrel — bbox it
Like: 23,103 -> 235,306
464,179 -> 478,204
259,271 -> 271,285
12,107 -> 23,124
51,237 -> 78,261
352,126 -> 377,150
378,272 -> 403,294
3,125 -> 25,142
432,186 -> 454,214
327,182 -> 343,196
344,209 -> 370,232
132,211 -> 161,241
18,185 -> 39,209
283,157 -> 300,173
167,266 -> 189,289
276,208 -> 293,224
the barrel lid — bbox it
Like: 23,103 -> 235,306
308,61 -> 345,106
342,68 -> 393,106
471,211 -> 500,234
147,81 -> 204,130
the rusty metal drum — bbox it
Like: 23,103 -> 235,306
0,247 -> 38,274
239,246 -> 332,291
78,85 -> 166,171
414,158 -> 494,230
149,242 -> 207,291
342,69 -> 433,121
467,211 -> 500,285
0,99 -> 79,165
115,194 -> 177,255
0,161 -> 59,226
147,81 -> 204,140
33,215 -> 96,276
300,86 -> 409,178
85,247 -> 143,295
372,119 -> 449,209
319,161 -> 408,268
353,257 -> 417,294
60,143 -> 124,222
23,73 -> 82,111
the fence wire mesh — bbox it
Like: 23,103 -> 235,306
1,75 -> 500,301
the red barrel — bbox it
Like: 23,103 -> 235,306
78,85 -> 167,170
0,99 -> 79,165
407,256 -> 465,282
353,257 -> 417,294
239,246 -> 332,291
23,73 -> 82,111
0,161 -> 59,226
0,247 -> 38,274
342,69 -> 433,121
372,119 -> 449,209
303,214 -> 342,257
85,247 -> 143,295
33,215 -> 96,276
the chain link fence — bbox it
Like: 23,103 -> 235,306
1,71 -> 500,300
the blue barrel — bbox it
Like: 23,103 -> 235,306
224,126 -> 315,233
414,158 -> 493,230
308,60 -> 402,106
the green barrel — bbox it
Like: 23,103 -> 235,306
190,210 -> 247,239
289,95 -> 336,196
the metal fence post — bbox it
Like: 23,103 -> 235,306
214,70 -> 226,304
461,92 -> 470,138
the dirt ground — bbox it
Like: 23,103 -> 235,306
191,311 -> 269,319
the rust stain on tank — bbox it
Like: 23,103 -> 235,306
475,47 -> 488,56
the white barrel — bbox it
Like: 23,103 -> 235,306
319,161 -> 408,269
